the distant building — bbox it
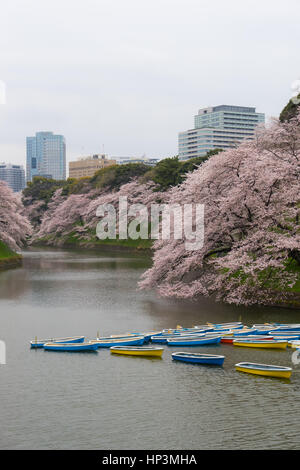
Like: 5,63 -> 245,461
115,156 -> 160,166
0,162 -> 25,192
68,154 -> 117,178
178,105 -> 265,160
26,131 -> 66,182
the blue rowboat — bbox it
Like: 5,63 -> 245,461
233,329 -> 258,336
141,331 -> 163,342
172,352 -> 225,365
43,342 -> 98,352
210,328 -> 236,333
90,336 -> 145,348
152,333 -> 205,344
30,336 -> 85,348
254,328 -> 279,335
167,335 -> 221,346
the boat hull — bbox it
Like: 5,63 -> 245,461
235,363 -> 292,379
30,336 -> 85,348
43,342 -> 98,352
233,340 -> 287,349
91,337 -> 145,348
167,336 -> 221,346
110,346 -> 164,357
172,353 -> 224,365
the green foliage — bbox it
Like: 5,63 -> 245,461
279,94 -> 300,122
151,157 -> 182,190
61,177 -> 91,196
90,163 -> 150,190
150,149 -> 224,191
23,176 -> 65,206
0,240 -> 19,259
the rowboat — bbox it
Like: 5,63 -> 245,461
270,331 -> 300,338
43,342 -> 98,352
172,352 -> 225,365
235,362 -> 292,379
167,335 -> 221,346
236,335 -> 274,340
288,340 -> 300,349
233,328 -> 258,336
269,335 -> 300,341
193,325 -> 215,332
141,331 -> 163,341
233,339 -> 288,349
110,331 -> 162,342
151,333 -> 205,344
221,335 -> 273,344
162,328 -> 205,335
30,336 -> 85,348
221,337 -> 235,344
90,336 -> 145,348
109,333 -> 141,338
110,346 -> 164,357
254,327 -> 279,335
208,322 -> 243,329
272,324 -> 300,331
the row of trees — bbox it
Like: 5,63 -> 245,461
1,94 -> 299,306
140,115 -> 300,305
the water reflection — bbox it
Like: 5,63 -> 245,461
0,247 -> 300,450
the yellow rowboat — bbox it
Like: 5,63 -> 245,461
233,340 -> 287,349
235,362 -> 292,379
288,340 -> 300,349
110,346 -> 164,357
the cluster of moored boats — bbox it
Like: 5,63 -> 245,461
30,321 -> 300,379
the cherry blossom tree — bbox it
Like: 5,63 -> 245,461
139,114 -> 300,306
32,180 -> 165,246
0,181 -> 32,250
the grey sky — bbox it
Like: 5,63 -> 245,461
0,0 -> 300,170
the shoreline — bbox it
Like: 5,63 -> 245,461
0,255 -> 22,270
30,238 -> 153,255
28,242 -> 300,310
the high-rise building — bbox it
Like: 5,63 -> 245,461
178,105 -> 265,160
69,154 -> 116,178
0,163 -> 25,192
26,131 -> 66,182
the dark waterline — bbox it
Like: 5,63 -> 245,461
0,247 -> 300,450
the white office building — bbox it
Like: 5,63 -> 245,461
178,105 -> 265,160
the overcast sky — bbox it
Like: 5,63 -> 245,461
0,0 -> 300,169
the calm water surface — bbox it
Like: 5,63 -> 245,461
0,248 -> 300,450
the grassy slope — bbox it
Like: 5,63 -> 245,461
33,231 -> 153,251
0,240 -> 22,267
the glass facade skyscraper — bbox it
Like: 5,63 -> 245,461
178,105 -> 265,160
26,131 -> 66,182
0,163 -> 25,192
